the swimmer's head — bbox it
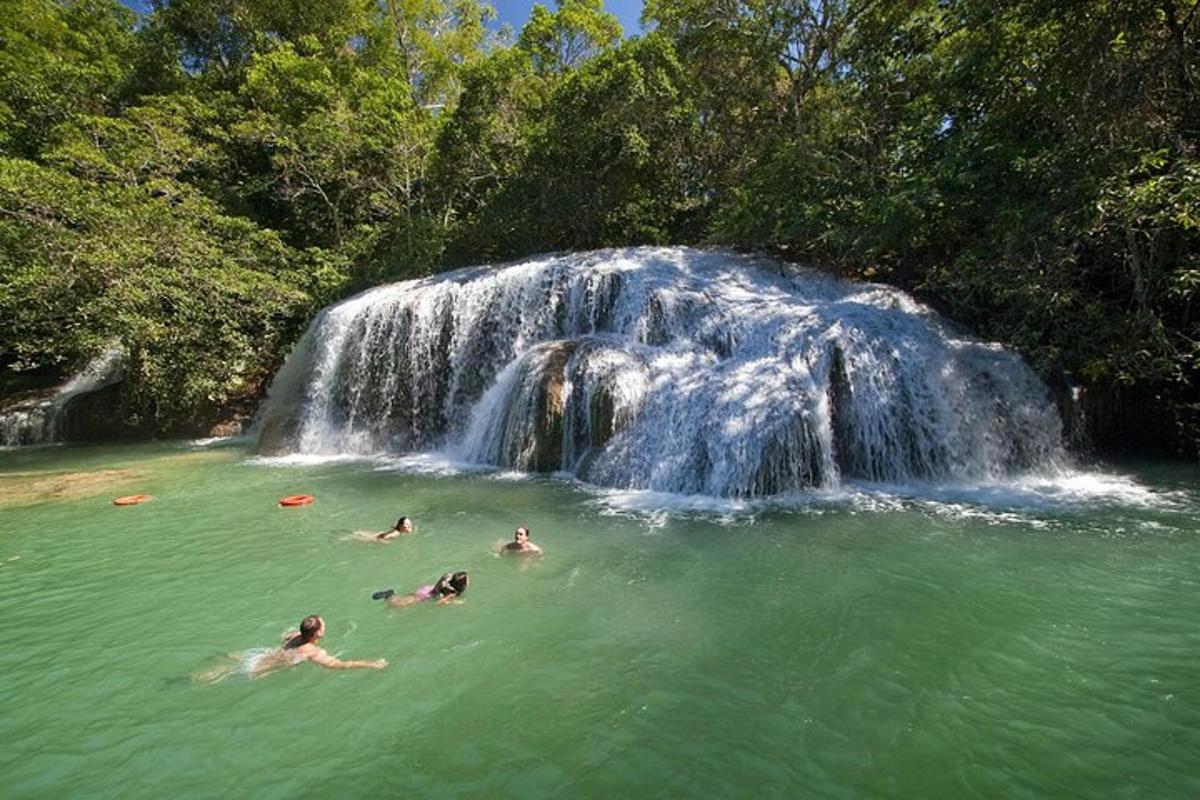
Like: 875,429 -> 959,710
395,516 -> 413,533
514,526 -> 530,543
449,571 -> 469,596
299,615 -> 324,643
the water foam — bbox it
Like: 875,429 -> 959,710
255,247 -> 1067,498
0,348 -> 123,447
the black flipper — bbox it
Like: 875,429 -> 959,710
372,589 -> 395,601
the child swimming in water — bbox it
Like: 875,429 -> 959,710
372,571 -> 468,608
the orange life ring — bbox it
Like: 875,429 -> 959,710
278,494 -> 314,507
113,494 -> 153,506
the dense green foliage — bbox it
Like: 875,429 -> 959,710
1,0 -> 1197,453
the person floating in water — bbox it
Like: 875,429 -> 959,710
501,525 -> 543,556
195,615 -> 387,683
249,615 -> 386,677
373,571 -> 468,608
375,516 -> 415,541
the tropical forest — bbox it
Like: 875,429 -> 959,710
3,0 -> 1197,455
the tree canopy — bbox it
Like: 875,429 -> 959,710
1,0 -> 1197,454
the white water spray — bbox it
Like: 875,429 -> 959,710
255,248 -> 1065,496
0,348 -> 123,447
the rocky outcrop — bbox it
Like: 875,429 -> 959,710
59,382 -> 145,442
530,341 -> 574,471
256,414 -> 302,456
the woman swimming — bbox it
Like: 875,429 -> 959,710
372,571 -> 469,608
250,615 -> 387,676
375,516 -> 415,541
193,615 -> 387,683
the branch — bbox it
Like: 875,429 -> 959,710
1182,0 -> 1200,33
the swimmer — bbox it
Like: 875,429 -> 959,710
501,525 -> 543,556
248,615 -> 387,677
373,571 -> 469,608
375,516 -> 415,541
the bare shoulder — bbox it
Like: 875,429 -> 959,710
306,645 -> 336,665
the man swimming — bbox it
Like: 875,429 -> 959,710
501,525 -> 543,556
248,615 -> 387,677
375,516 -> 415,541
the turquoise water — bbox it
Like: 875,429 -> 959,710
1,442 -> 1198,798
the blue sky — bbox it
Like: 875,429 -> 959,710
119,1 -> 645,36
495,0 -> 643,35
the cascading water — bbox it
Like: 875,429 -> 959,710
255,248 -> 1065,496
0,348 -> 123,447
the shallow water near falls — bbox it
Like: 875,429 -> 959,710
1,441 -> 1198,797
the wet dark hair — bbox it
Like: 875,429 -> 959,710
433,571 -> 469,597
299,615 -> 322,641
395,516 -> 411,530
285,615 -> 322,648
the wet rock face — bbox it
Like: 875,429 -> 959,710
530,342 -> 573,472
828,346 -> 856,478
1,349 -> 127,447
255,247 -> 1065,495
60,383 -> 143,442
256,415 -> 302,456
749,416 -> 825,497
588,387 -> 616,449
0,399 -> 56,446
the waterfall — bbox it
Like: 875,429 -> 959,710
0,348 -> 124,447
255,247 -> 1065,496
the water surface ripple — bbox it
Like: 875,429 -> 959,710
0,444 -> 1197,798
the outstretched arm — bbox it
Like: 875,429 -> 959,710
309,648 -> 388,670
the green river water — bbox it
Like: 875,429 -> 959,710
1,441 -> 1198,798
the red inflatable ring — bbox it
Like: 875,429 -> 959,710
278,494 -> 314,507
113,494 -> 153,506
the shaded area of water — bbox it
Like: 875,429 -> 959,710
1,443 -> 1198,798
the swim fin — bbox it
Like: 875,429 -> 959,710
372,589 -> 395,600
